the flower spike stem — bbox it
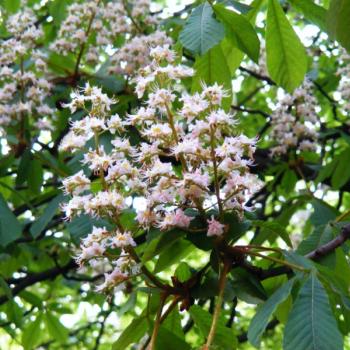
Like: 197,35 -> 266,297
148,292 -> 168,350
203,262 -> 230,350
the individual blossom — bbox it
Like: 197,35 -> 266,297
75,241 -> 105,266
207,217 -> 225,237
62,170 -> 91,195
157,209 -> 193,230
110,231 -> 136,249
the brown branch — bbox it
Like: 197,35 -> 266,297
237,223 -> 350,280
238,66 -> 276,85
305,223 -> 350,259
0,260 -> 76,305
231,105 -> 270,118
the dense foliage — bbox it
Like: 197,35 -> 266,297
1,0 -> 350,349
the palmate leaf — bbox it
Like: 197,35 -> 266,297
112,316 -> 148,350
283,273 -> 343,350
213,4 -> 260,62
218,0 -> 252,14
179,2 -> 225,55
248,278 -> 294,347
156,327 -> 191,350
30,194 -> 64,238
287,0 -> 327,31
331,147 -> 350,189
266,0 -> 307,92
22,313 -> 43,350
297,224 -> 336,267
0,193 -> 22,246
220,38 -> 245,75
327,0 -> 350,53
45,312 -> 69,344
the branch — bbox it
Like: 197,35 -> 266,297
305,223 -> 350,260
93,307 -> 113,350
0,260 -> 76,305
239,223 -> 350,280
231,105 -> 270,118
239,66 -> 276,85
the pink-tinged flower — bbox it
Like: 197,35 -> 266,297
62,170 -> 91,195
96,267 -> 128,292
184,169 -> 210,189
136,209 -> 157,227
76,242 -> 105,266
157,208 -> 192,230
201,82 -> 228,105
110,231 -> 136,248
207,216 -> 225,237
173,209 -> 192,228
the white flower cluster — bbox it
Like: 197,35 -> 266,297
336,50 -> 350,113
50,0 -> 157,65
61,46 -> 263,293
0,8 -> 54,130
270,80 -> 319,156
109,31 -> 172,76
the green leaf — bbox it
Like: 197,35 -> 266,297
156,327 -> 191,350
112,316 -> 148,350
192,44 -> 232,110
248,279 -> 294,347
45,312 -> 69,343
0,275 -> 12,300
231,269 -> 267,304
154,239 -> 194,273
283,273 -> 343,350
281,169 -> 298,193
310,199 -> 337,227
175,262 -> 192,282
22,313 -> 43,350
283,250 -> 314,270
27,159 -> 43,194
327,0 -> 350,52
288,0 -> 327,31
0,193 -> 22,246
252,220 -> 292,247
142,229 -> 186,263
297,224 -> 336,267
49,0 -> 73,24
30,194 -> 64,238
213,4 -> 260,62
6,300 -> 23,327
0,0 -> 20,13
226,0 -> 251,13
266,0 -> 307,92
331,148 -> 350,189
315,159 -> 337,184
16,149 -> 31,186
162,309 -> 184,339
220,39 -> 245,75
179,2 -> 225,55
189,305 -> 237,349
19,291 -> 42,308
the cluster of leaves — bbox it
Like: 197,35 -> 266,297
1,0 -> 350,349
